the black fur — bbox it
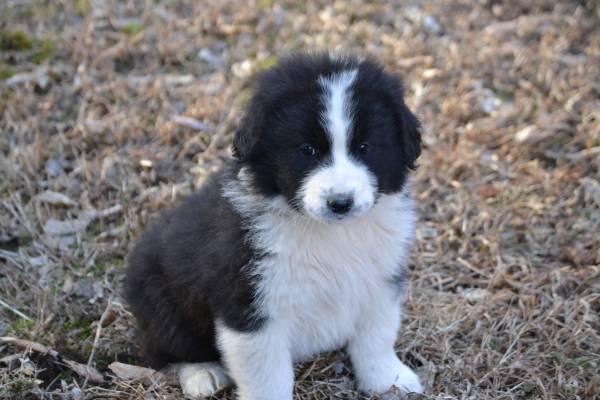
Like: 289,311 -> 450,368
124,52 -> 421,369
125,168 -> 264,367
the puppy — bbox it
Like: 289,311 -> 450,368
125,53 -> 423,399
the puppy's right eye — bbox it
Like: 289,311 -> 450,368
299,144 -> 317,157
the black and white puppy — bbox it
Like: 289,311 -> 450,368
125,53 -> 423,399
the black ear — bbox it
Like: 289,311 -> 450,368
232,107 -> 263,161
398,102 -> 422,170
378,68 -> 422,170
362,59 -> 422,170
232,126 -> 255,161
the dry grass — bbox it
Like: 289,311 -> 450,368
1,0 -> 599,399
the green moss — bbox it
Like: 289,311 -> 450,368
258,0 -> 276,9
0,30 -> 33,51
11,318 -> 35,335
14,6 -> 35,19
32,39 -> 55,63
89,220 -> 104,236
257,56 -> 278,71
78,325 -> 93,340
571,356 -> 597,371
91,256 -> 126,274
552,352 -> 563,363
121,23 -> 144,35
0,68 -> 16,80
19,236 -> 33,247
74,0 -> 90,16
63,317 -> 92,331
3,379 -> 38,397
495,89 -> 515,102
266,31 -> 277,48
1,87 -> 14,101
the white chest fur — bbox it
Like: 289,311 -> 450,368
247,192 -> 416,361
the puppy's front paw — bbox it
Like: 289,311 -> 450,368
358,358 -> 423,395
178,362 -> 231,399
390,362 -> 422,394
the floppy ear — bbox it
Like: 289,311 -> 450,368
232,108 -> 263,161
379,69 -> 422,170
397,102 -> 422,170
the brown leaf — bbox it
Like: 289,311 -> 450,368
477,185 -> 500,199
108,361 -> 178,385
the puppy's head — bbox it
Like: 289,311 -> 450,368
233,53 -> 421,222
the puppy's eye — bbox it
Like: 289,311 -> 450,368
299,144 -> 317,157
358,142 -> 371,155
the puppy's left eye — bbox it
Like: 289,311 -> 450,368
358,142 -> 371,155
299,144 -> 317,157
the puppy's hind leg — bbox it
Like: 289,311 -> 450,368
166,362 -> 231,399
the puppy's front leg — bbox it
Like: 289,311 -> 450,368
216,321 -> 294,400
348,298 -> 422,395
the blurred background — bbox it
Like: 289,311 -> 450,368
1,1 -> 598,399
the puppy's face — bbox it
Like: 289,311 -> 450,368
234,55 -> 421,222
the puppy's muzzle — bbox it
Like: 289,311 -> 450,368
326,194 -> 354,215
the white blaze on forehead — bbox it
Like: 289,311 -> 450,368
318,70 -> 358,158
299,69 -> 377,221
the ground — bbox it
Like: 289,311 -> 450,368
1,0 -> 599,399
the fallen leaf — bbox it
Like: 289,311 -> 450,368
477,185 -> 501,199
108,361 -> 178,385
36,191 -> 77,207
43,204 -> 123,236
43,217 -> 90,235
172,115 -> 215,132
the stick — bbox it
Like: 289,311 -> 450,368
82,299 -> 113,388
0,336 -> 104,384
0,299 -> 33,321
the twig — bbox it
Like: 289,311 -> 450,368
564,146 -> 600,162
0,336 -> 104,384
172,115 -> 216,133
0,299 -> 33,322
0,337 -> 59,357
82,298 -> 114,389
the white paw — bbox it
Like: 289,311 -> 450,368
357,358 -> 423,395
391,362 -> 422,394
179,362 -> 231,399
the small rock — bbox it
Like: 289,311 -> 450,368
28,255 -> 47,267
231,59 -> 254,78
423,15 -> 443,35
45,235 -> 76,251
83,119 -> 107,135
458,288 -> 488,302
333,361 -> 345,375
480,89 -> 502,114
197,48 -> 222,68
163,74 -> 194,85
70,386 -> 82,400
44,217 -> 91,236
45,158 -> 62,177
582,178 -> 600,208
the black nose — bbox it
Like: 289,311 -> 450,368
327,196 -> 354,214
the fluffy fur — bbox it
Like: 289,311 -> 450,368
125,53 -> 423,399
